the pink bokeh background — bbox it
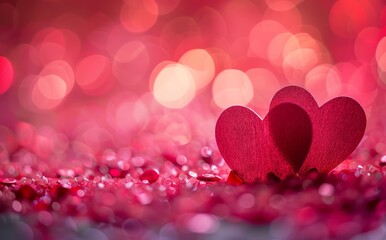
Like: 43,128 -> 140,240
1,0 -> 385,164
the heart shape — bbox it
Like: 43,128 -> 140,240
270,86 -> 366,176
215,103 -> 312,183
215,86 -> 366,183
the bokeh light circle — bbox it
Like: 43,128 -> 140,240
40,60 -> 74,95
329,0 -> 378,38
76,55 -> 112,95
153,63 -> 195,109
212,69 -> 253,109
249,20 -> 287,59
283,48 -> 319,85
305,64 -> 341,104
179,49 -> 215,90
354,27 -> 380,63
31,74 -> 67,110
113,41 -> 149,87
267,32 -> 293,66
32,28 -> 81,65
0,56 -> 14,95
376,37 -> 386,64
120,0 -> 159,33
246,68 -> 280,117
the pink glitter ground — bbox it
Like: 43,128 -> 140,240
0,0 -> 386,239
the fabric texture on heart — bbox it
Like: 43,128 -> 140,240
270,86 -> 366,176
215,103 -> 312,183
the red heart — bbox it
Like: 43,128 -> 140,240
270,86 -> 366,176
215,103 -> 312,183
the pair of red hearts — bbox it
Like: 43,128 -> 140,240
215,86 -> 366,183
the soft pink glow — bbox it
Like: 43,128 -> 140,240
32,28 -> 80,65
283,33 -> 322,58
283,48 -> 319,85
155,112 -> 192,145
281,33 -> 324,85
40,60 -> 74,95
186,214 -> 219,234
265,0 -> 303,11
16,122 -> 36,148
36,75 -> 67,100
195,7 -> 227,43
76,55 -> 112,95
329,0 -> 380,38
249,20 -> 287,59
212,69 -> 253,109
153,63 -> 195,109
378,53 -> 386,72
246,68 -> 280,116
113,41 -> 149,87
157,0 -> 179,15
120,0 -> 158,33
0,125 -> 17,153
111,96 -> 149,134
263,5 -> 302,29
179,49 -> 215,90
376,37 -> 386,64
160,16 -> 202,57
221,0 -> 262,40
267,32 -> 293,66
31,75 -> 67,109
4,0 -> 381,152
354,27 -> 380,63
305,64 -> 341,104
